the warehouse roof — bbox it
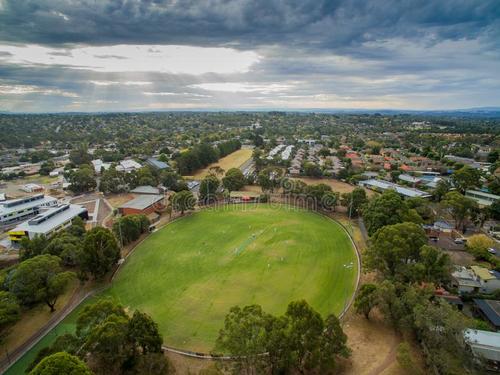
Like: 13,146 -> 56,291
119,195 -> 164,210
359,179 -> 431,198
0,194 -> 57,216
130,185 -> 160,195
13,204 -> 87,235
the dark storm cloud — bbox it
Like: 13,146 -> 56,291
0,0 -> 498,49
0,0 -> 499,111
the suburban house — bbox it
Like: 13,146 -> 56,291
470,266 -> 500,293
451,266 -> 500,294
451,267 -> 482,294
0,194 -> 58,227
116,159 -> 142,173
464,329 -> 500,371
465,190 -> 500,207
146,158 -> 170,170
91,159 -> 111,174
8,204 -> 88,242
118,195 -> 164,216
433,220 -> 455,233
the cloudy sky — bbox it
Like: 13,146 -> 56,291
0,0 -> 499,112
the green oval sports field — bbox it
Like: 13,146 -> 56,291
106,204 -> 358,352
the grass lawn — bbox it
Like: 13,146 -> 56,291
6,204 -> 358,373
108,204 -> 358,351
186,148 -> 252,179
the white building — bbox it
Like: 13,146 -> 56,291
21,183 -> 44,193
9,204 -> 88,242
398,174 -> 422,185
464,329 -> 500,370
358,179 -> 431,199
91,159 -> 111,174
116,159 -> 142,173
267,145 -> 285,160
281,145 -> 294,160
465,190 -> 500,207
0,194 -> 58,226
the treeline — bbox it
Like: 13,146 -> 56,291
112,214 -> 150,246
354,189 -> 490,374
214,300 -> 349,375
0,219 -> 124,346
176,140 -> 241,175
27,299 -> 171,374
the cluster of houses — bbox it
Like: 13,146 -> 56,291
288,148 -> 305,176
287,143 -> 336,176
447,265 -> 500,370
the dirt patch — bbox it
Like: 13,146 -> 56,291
105,193 -> 135,208
0,279 -> 78,358
292,177 -> 376,197
444,250 -> 475,266
166,352 -> 217,374
339,309 -> 402,375
1,175 -> 60,198
242,185 -> 263,193
187,149 -> 253,179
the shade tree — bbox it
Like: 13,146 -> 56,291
29,352 -> 92,375
441,191 -> 478,231
0,291 -> 20,343
8,255 -> 75,311
365,222 -> 427,280
215,300 -> 349,375
362,190 -> 422,236
171,190 -> 195,214
222,168 -> 245,192
80,227 -> 121,279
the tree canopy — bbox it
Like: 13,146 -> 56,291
8,255 -> 75,311
81,227 -> 120,279
215,300 -> 349,375
171,190 -> 195,214
362,190 -> 422,236
29,352 -> 92,375
0,291 -> 20,343
222,168 -> 245,192
441,191 -> 478,231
